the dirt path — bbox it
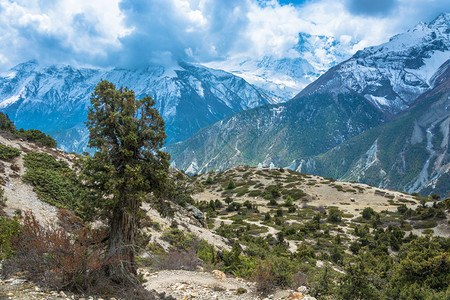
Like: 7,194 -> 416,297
142,269 -> 315,300
142,269 -> 258,300
246,220 -> 298,252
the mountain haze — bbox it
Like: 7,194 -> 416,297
206,32 -> 356,101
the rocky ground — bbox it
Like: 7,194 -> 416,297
0,134 -> 447,300
0,269 -> 316,300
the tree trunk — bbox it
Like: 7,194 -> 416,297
105,196 -> 139,285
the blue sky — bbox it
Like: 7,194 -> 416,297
0,0 -> 448,71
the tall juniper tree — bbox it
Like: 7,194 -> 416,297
82,80 -> 169,284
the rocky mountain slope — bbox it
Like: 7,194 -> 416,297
296,13 -> 450,115
167,91 -> 387,175
302,61 -> 450,197
0,60 -> 274,153
166,13 -> 450,196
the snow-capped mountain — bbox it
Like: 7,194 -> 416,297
303,61 -> 450,197
205,33 -> 356,102
0,30 -> 357,154
297,13 -> 450,115
166,13 -> 450,196
0,60 -> 274,152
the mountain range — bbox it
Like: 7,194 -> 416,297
0,12 -> 448,196
0,61 -> 275,153
0,32 -> 351,154
167,13 -> 450,196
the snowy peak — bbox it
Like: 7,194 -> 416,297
297,13 -> 450,115
429,12 -> 450,31
0,60 -> 274,152
205,32 -> 356,101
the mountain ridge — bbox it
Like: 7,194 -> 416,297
166,13 -> 450,196
0,60 -> 275,152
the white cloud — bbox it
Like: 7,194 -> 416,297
0,0 -> 448,71
243,1 -> 309,58
0,0 -> 128,69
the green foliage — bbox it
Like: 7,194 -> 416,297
248,190 -> 262,197
284,196 -> 294,207
413,220 -> 438,229
22,152 -> 90,219
310,265 -> 337,298
0,112 -> 57,148
222,242 -> 257,278
276,209 -> 283,217
281,188 -> 306,200
264,185 -> 281,199
0,187 -> 6,206
327,207 -> 343,223
0,112 -> 17,132
16,128 -> 57,148
362,207 -> 375,220
81,81 -> 170,280
337,258 -> 381,300
225,196 -> 233,205
0,144 -> 20,160
161,228 -> 216,265
226,179 -> 236,190
0,216 -> 21,260
388,235 -> 450,299
203,176 -> 214,185
268,198 -> 278,206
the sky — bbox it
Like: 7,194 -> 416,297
0,0 -> 448,71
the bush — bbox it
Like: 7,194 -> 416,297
222,242 -> 256,278
0,144 -> 20,160
284,196 -> 294,207
226,180 -> 236,190
253,259 -> 276,296
327,207 -> 343,223
154,248 -> 202,271
362,207 -> 375,220
0,112 -> 56,148
203,176 -> 214,185
0,112 -> 16,132
160,228 -> 216,267
265,185 -> 281,199
248,190 -> 262,197
281,188 -> 306,200
6,212 -> 105,292
0,216 -> 21,260
22,152 -> 90,219
268,198 -> 278,206
413,220 -> 438,229
16,128 -> 57,148
388,236 -> 450,298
